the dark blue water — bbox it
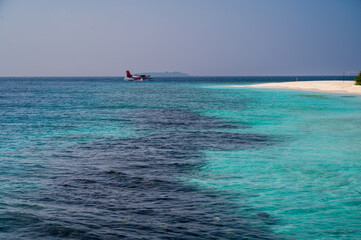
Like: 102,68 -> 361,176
0,76 -> 359,239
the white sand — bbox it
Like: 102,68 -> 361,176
231,81 -> 361,95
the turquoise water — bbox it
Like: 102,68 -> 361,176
188,86 -> 361,239
0,77 -> 360,239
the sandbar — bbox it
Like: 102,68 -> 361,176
231,81 -> 361,95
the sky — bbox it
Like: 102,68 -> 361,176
0,0 -> 360,76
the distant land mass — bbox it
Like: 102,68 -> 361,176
138,72 -> 189,77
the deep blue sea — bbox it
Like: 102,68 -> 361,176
0,76 -> 360,240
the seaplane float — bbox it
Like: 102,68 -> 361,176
124,70 -> 153,81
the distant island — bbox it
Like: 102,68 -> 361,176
138,72 -> 189,77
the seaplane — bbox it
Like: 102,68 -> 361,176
124,70 -> 152,81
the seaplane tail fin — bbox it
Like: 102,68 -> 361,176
126,70 -> 132,78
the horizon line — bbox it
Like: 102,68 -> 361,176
0,74 -> 358,78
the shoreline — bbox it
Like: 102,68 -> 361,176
230,81 -> 361,95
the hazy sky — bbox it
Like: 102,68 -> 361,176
0,0 -> 360,76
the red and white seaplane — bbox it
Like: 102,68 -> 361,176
124,70 -> 152,81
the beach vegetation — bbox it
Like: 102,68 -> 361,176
355,72 -> 361,85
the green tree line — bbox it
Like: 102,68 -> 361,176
355,72 -> 361,85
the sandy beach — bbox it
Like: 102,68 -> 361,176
231,81 -> 361,95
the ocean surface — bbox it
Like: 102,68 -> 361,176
0,76 -> 360,239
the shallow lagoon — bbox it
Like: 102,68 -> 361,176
0,77 -> 360,239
